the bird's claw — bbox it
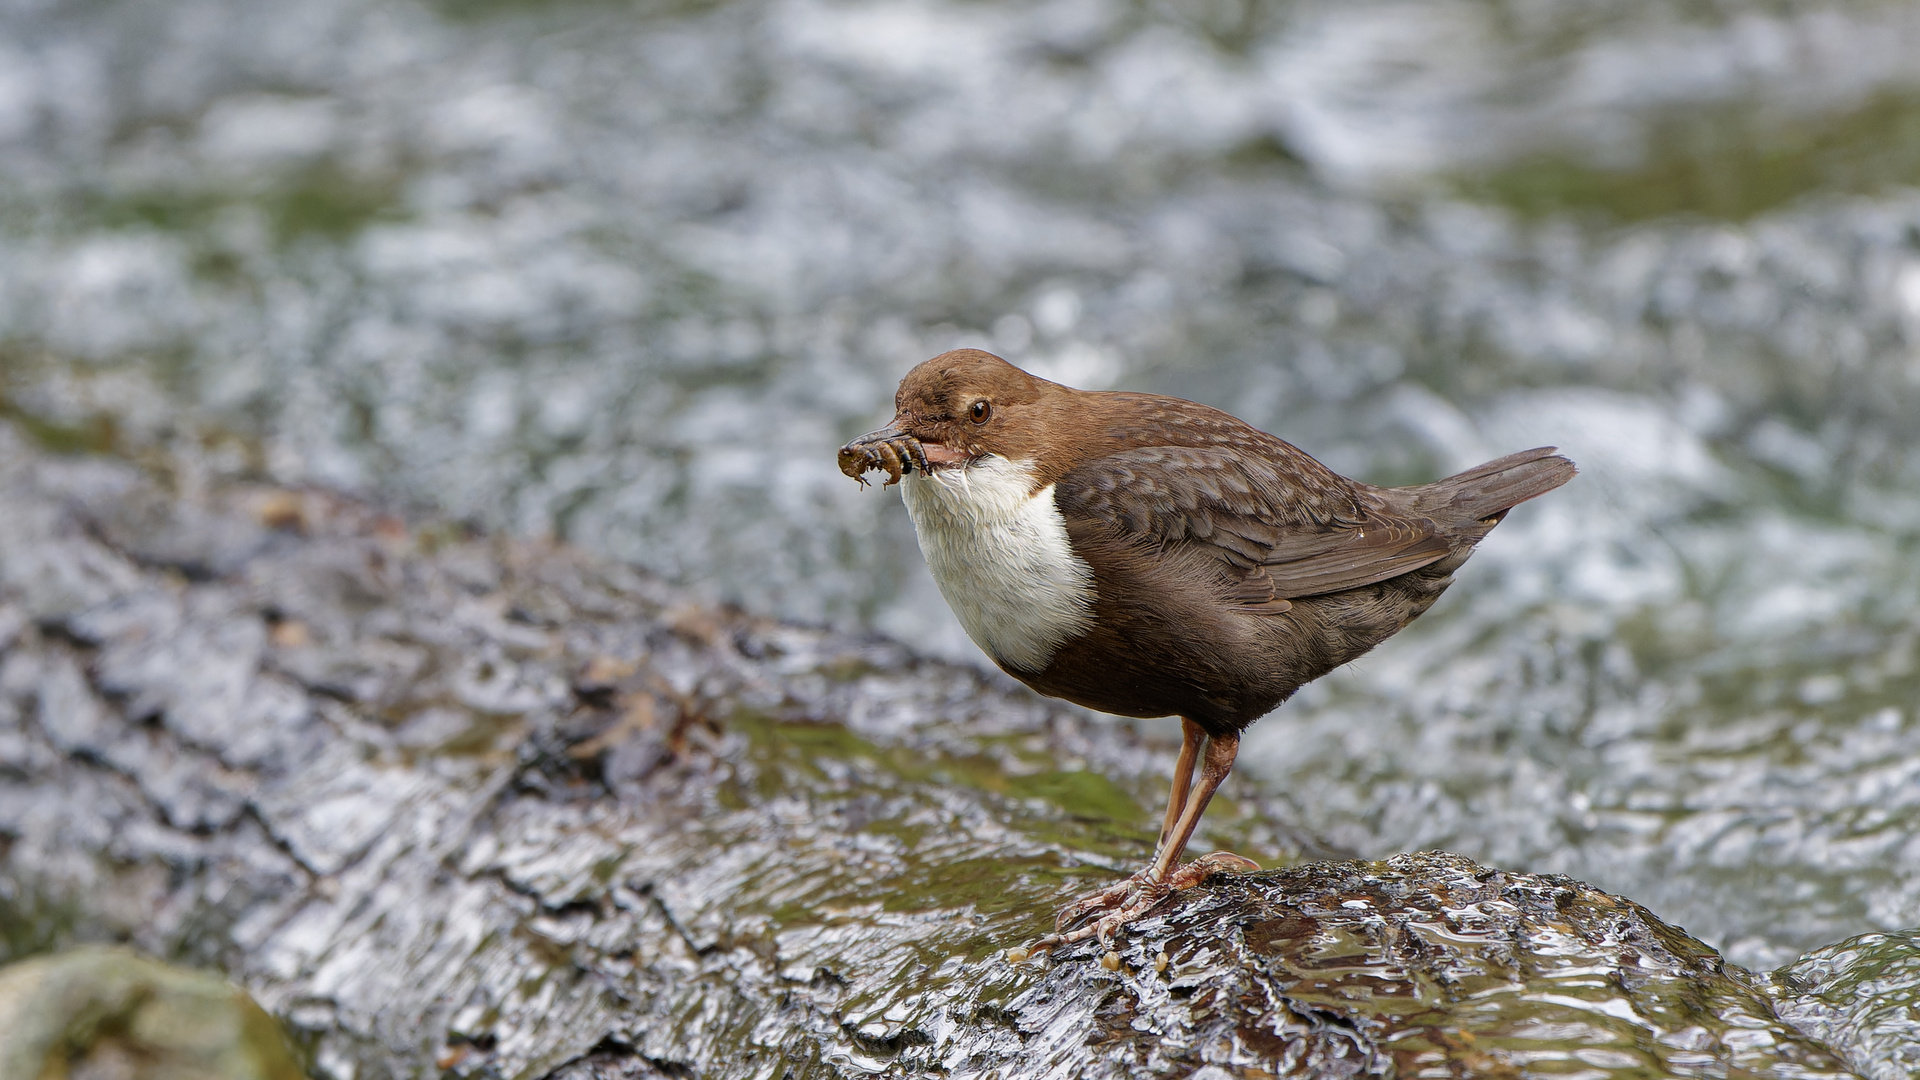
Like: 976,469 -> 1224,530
1091,880 -> 1171,947
1053,872 -> 1148,932
1023,881 -> 1170,955
1165,850 -> 1260,888
1025,851 -> 1259,958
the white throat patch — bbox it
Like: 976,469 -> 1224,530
900,456 -> 1096,673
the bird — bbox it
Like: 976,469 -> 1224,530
838,349 -> 1575,951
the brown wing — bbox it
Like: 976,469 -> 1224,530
1054,445 -> 1452,611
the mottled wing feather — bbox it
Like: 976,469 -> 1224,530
1056,445 -> 1450,607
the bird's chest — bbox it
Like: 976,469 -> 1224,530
900,458 -> 1096,673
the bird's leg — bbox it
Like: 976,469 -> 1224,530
1079,731 -> 1244,947
1143,730 -> 1238,886
1157,717 -> 1205,851
1032,727 -> 1254,954
1052,719 -> 1205,932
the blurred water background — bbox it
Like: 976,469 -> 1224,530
2,0 -> 1919,971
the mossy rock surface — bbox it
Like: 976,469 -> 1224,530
0,946 -> 304,1080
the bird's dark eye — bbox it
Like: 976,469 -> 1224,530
969,400 -> 991,424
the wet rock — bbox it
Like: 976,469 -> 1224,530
989,854 -> 1848,1077
0,424 -> 1906,1079
0,945 -> 304,1080
1774,930 -> 1920,1080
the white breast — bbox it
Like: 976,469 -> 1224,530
900,456 -> 1096,673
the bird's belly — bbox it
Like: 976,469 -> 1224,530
900,459 -> 1095,673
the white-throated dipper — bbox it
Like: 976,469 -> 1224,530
839,349 -> 1575,950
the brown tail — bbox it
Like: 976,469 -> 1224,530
1415,446 -> 1577,526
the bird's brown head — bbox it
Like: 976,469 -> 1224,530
839,349 -> 1074,485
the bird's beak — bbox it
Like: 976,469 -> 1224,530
838,416 -> 968,486
843,418 -> 912,451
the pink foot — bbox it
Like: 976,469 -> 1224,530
1028,851 -> 1260,954
1053,870 -> 1150,932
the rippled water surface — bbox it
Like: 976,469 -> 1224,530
3,0 -> 1920,972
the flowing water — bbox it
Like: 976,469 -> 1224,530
3,0 -> 1920,986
